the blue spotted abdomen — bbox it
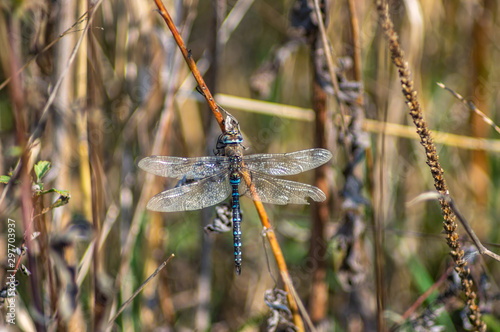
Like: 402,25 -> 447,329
230,174 -> 242,275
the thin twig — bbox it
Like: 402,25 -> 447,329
171,0 -> 255,109
107,255 -> 174,327
408,192 -> 500,263
77,203 -> 120,287
437,82 -> 500,135
400,265 -> 454,322
311,0 -> 347,133
285,280 -> 316,332
0,12 -> 89,92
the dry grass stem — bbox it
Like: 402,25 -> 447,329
186,93 -> 500,152
376,1 -> 486,330
437,82 -> 500,136
107,255 -> 174,327
408,192 -> 500,263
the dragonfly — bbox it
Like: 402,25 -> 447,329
138,112 -> 332,275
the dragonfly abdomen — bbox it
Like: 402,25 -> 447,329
230,173 -> 242,275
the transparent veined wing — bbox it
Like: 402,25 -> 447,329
146,170 -> 232,212
138,156 -> 230,180
243,148 -> 332,176
239,170 -> 326,205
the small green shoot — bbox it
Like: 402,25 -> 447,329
0,160 -> 70,213
0,174 -> 10,184
34,160 -> 51,184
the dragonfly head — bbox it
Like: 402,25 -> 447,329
221,113 -> 243,145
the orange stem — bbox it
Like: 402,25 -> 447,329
240,172 -> 304,331
151,1 -> 303,329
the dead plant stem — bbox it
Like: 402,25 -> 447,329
375,1 -> 486,330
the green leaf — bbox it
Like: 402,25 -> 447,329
41,188 -> 70,202
37,189 -> 71,214
50,192 -> 71,209
34,161 -> 51,183
0,175 -> 11,184
40,188 -> 70,197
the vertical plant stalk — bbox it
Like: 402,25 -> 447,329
347,0 -> 362,84
52,0 -> 76,231
7,18 -> 46,332
35,196 -> 58,320
76,0 -> 92,225
348,1 -> 386,329
348,0 -> 385,327
375,2 -> 486,331
151,1 -> 304,329
469,2 -> 492,207
309,78 -> 330,323
308,48 -> 330,324
305,0 -> 330,323
87,3 -> 107,329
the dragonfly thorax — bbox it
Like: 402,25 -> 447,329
221,133 -> 243,145
228,155 -> 243,173
215,132 -> 243,155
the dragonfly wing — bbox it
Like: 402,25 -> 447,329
243,148 -> 332,176
239,171 -> 326,205
138,156 -> 230,179
146,171 -> 231,212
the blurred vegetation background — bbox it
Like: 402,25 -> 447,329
1,0 -> 500,331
